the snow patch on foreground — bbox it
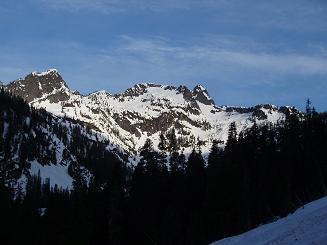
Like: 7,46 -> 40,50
211,196 -> 327,245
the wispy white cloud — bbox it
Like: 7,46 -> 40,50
98,36 -> 327,76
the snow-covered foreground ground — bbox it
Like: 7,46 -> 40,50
211,196 -> 327,245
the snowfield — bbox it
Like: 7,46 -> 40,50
211,196 -> 327,245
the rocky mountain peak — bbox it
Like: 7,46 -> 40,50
27,69 -> 67,89
31,68 -> 61,77
7,69 -> 69,103
176,85 -> 193,101
91,90 -> 111,97
119,83 -> 162,98
192,84 -> 215,105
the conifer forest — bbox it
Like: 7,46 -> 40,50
1,90 -> 327,244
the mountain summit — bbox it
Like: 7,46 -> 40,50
192,85 -> 215,105
7,69 -> 69,103
5,69 -> 294,155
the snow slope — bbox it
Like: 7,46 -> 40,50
211,196 -> 327,245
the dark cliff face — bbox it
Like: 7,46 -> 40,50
192,85 -> 215,106
177,85 -> 193,101
7,69 -> 69,103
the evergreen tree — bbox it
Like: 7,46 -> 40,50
225,121 -> 237,153
167,128 -> 178,153
158,133 -> 168,152
207,140 -> 220,167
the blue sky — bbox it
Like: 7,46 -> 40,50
0,0 -> 326,110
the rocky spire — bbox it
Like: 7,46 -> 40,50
192,85 -> 215,105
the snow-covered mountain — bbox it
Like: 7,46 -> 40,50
6,69 -> 294,156
211,196 -> 327,245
